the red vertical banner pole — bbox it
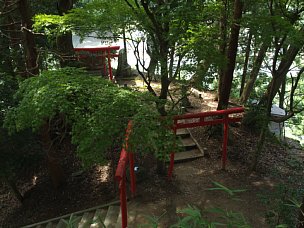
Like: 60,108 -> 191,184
168,120 -> 177,179
103,51 -> 107,76
120,176 -> 128,228
128,152 -> 136,197
222,114 -> 228,170
107,49 -> 113,81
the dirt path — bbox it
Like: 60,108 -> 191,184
127,157 -> 272,227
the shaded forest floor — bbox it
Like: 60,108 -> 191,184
0,88 -> 303,227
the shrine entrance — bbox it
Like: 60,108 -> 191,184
74,46 -> 120,81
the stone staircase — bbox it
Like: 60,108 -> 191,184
22,202 -> 123,228
174,128 -> 204,162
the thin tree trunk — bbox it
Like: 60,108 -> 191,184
298,196 -> 304,228
19,0 -> 39,76
41,122 -> 66,189
217,0 -> 243,110
240,32 -> 252,96
240,42 -> 269,104
259,43 -> 302,106
279,76 -> 286,109
57,0 -> 74,67
5,12 -> 24,75
250,125 -> 267,172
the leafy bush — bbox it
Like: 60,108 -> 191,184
0,73 -> 18,122
0,73 -> 42,203
4,68 -> 176,167
173,206 -> 251,228
242,104 -> 268,133
0,128 -> 42,180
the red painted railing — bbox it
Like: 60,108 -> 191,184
115,107 -> 244,227
168,107 -> 244,178
115,121 -> 136,228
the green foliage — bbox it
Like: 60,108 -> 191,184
0,73 -> 18,122
208,181 -> 247,201
259,183 -> 304,228
4,68 -> 175,167
33,0 -> 130,39
0,128 -> 42,179
144,205 -> 252,228
258,156 -> 304,228
139,212 -> 167,228
33,14 -> 70,37
0,73 -> 42,183
242,104 -> 268,133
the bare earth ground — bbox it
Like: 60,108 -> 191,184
1,87 -> 303,227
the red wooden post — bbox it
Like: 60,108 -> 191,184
168,153 -> 175,179
107,49 -> 113,81
120,176 -> 127,228
102,51 -> 106,76
115,148 -> 128,228
128,152 -> 136,197
222,114 -> 229,170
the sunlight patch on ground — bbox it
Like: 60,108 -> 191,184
251,179 -> 275,188
95,163 -> 111,182
194,169 -> 207,175
32,175 -> 38,186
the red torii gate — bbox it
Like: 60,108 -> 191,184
115,107 -> 244,228
168,107 -> 245,178
74,46 -> 120,81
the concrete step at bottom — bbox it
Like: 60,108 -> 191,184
104,206 -> 120,228
115,209 -> 122,228
78,212 -> 94,228
90,209 -> 107,228
127,206 -> 137,227
45,222 -> 53,228
56,219 -> 65,228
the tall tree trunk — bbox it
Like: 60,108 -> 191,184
240,31 -> 252,97
217,0 -> 229,101
156,37 -> 170,174
240,42 -> 269,104
217,0 -> 243,110
19,0 -> 39,76
41,122 -> 66,189
57,0 -> 74,67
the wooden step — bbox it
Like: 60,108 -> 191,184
78,212 -> 94,228
90,209 -> 107,228
176,128 -> 190,137
179,137 -> 197,148
174,148 -> 204,162
104,206 -> 120,228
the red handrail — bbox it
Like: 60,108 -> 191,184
115,121 -> 136,228
168,107 -> 244,178
115,108 -> 244,227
